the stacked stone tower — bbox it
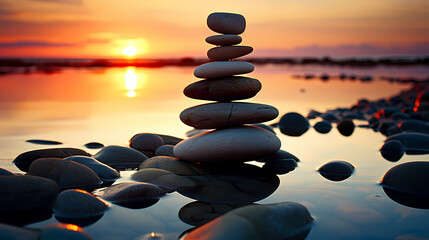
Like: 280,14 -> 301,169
173,12 -> 281,162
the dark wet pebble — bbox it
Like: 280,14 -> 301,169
278,112 -> 310,136
318,160 -> 355,181
380,140 -> 405,162
154,144 -> 176,157
84,142 -> 105,149
129,133 -> 164,151
321,112 -> 340,122
263,158 -> 297,174
13,148 -> 91,172
26,139 -> 62,145
0,223 -> 39,240
93,145 -> 148,170
336,119 -> 355,136
386,132 -> 429,154
313,121 -> 332,134
131,168 -> 196,192
53,189 -> 108,219
0,168 -> 15,176
65,156 -> 120,183
139,156 -> 209,175
257,149 -> 300,162
97,182 -> 166,205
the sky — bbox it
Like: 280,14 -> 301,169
0,0 -> 429,58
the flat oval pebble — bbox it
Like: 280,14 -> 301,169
53,189 -> 108,218
279,112 -> 310,136
183,202 -> 313,240
27,158 -> 102,190
205,34 -> 242,46
386,132 -> 429,154
129,133 -> 164,151
207,46 -> 253,61
313,121 -> 332,134
26,139 -> 62,145
318,160 -> 355,181
131,168 -> 196,192
0,175 -> 60,214
65,156 -> 120,182
193,61 -> 254,79
257,149 -> 300,162
180,102 -> 279,129
93,145 -> 148,170
84,142 -> 104,149
39,223 -> 93,240
263,159 -> 297,175
379,140 -> 404,162
184,76 -> 261,101
207,12 -> 246,34
13,147 -> 91,172
174,126 -> 281,162
337,119 -> 355,136
139,156 -> 208,175
154,144 -> 176,157
97,182 -> 165,204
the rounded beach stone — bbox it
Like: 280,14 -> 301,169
386,132 -> 429,154
13,147 -> 91,172
93,145 -> 148,169
39,223 -> 93,240
205,34 -> 242,46
314,121 -> 332,134
27,158 -> 102,190
263,159 -> 297,175
184,76 -> 261,101
53,189 -> 108,218
257,149 -> 300,162
0,175 -> 60,214
65,156 -> 120,182
278,112 -> 310,136
183,202 -> 313,240
337,119 -> 355,136
154,144 -> 175,157
129,133 -> 165,151
318,160 -> 355,181
180,102 -> 279,129
379,140 -> 404,162
131,168 -> 196,192
173,126 -> 281,162
207,12 -> 246,34
207,46 -> 253,61
84,142 -> 104,149
97,182 -> 166,204
193,61 -> 254,79
139,156 -> 208,175
157,134 -> 184,145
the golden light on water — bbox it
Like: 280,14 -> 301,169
65,224 -> 81,232
151,232 -> 155,237
124,67 -> 146,98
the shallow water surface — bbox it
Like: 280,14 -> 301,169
1,64 -> 428,239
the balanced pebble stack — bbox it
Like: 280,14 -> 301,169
174,12 -> 281,162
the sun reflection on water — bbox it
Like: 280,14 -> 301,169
125,67 -> 138,97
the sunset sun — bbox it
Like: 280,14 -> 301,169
123,46 -> 137,57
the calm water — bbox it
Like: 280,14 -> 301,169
1,64 -> 429,239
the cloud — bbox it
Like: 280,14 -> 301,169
0,38 -> 111,48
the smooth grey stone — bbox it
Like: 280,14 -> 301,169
206,34 -> 242,46
0,175 -> 60,215
314,121 -> 332,134
279,112 -> 310,136
53,189 -> 108,218
207,12 -> 246,34
336,119 -> 355,136
157,134 -> 184,145
380,140 -> 405,162
263,159 -> 297,175
93,145 -> 148,170
84,142 -> 104,149
251,123 -> 276,134
257,149 -> 300,162
0,223 -> 39,240
13,147 -> 91,172
26,139 -> 62,145
386,132 -> 429,154
131,168 -> 196,192
180,102 -> 279,129
129,133 -> 164,151
39,223 -> 93,240
207,46 -> 253,61
154,144 -> 176,157
97,182 -> 165,204
184,76 -> 261,101
318,160 -> 355,181
139,156 -> 209,175
399,119 -> 429,134
183,202 -> 313,240
0,168 -> 15,176
174,126 -> 281,162
27,158 -> 102,190
194,61 -> 254,79
65,156 -> 120,182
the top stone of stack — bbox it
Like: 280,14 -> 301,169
207,12 -> 246,35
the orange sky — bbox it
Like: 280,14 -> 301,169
0,0 -> 428,58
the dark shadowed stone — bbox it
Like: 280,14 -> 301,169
180,102 -> 279,129
386,132 -> 429,154
157,134 -> 184,145
205,34 -> 242,46
380,140 -> 405,162
313,121 -> 332,134
84,142 -> 104,149
154,144 -> 176,157
139,156 -> 209,175
184,76 -> 261,101
27,158 -> 102,190
378,121 -> 398,136
183,202 -> 313,240
97,182 -> 165,206
263,159 -> 297,175
207,46 -> 253,61
322,113 -> 340,122
39,223 -> 93,240
0,223 -> 39,240
65,156 -> 120,183
131,168 -> 196,192
257,149 -> 300,162
279,112 -> 310,136
26,139 -> 62,145
337,119 -> 355,136
0,175 -> 60,215
179,201 -> 251,227
399,119 -> 429,134
0,168 -> 15,176
93,145 -> 148,170
174,126 -> 281,162
318,160 -> 355,181
129,133 -> 165,151
53,189 -> 108,219
207,12 -> 246,34
13,148 -> 91,172
381,161 -> 429,209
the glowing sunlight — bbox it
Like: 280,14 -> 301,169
123,46 -> 137,57
125,67 -> 138,97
